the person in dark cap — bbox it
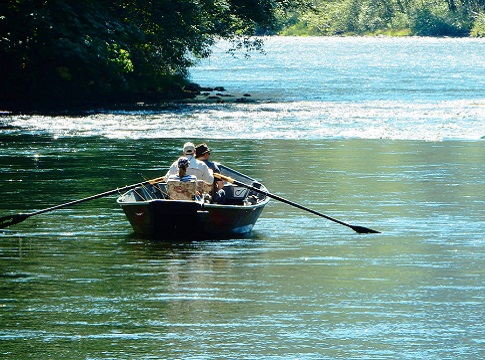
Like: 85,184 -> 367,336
195,143 -> 221,176
195,143 -> 209,158
195,143 -> 225,204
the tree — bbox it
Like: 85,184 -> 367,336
280,0 -> 485,36
0,0 -> 308,110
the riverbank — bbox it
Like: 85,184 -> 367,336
188,87 -> 257,104
0,83 -> 260,115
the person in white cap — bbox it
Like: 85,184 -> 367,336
165,142 -> 214,185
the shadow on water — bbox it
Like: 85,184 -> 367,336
118,226 -> 269,269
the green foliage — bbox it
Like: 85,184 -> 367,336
0,1 -> 144,108
409,1 -> 471,36
471,11 -> 485,36
282,0 -> 402,36
279,0 -> 484,37
0,0 -> 308,110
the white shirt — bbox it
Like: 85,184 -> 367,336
165,155 -> 214,185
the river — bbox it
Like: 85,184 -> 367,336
1,37 -> 484,359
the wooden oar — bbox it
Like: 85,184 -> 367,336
0,176 -> 165,229
215,173 -> 380,234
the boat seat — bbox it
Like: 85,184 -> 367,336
197,181 -> 212,195
166,180 -> 197,200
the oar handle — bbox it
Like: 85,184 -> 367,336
214,173 -> 380,234
214,173 -> 236,184
148,176 -> 165,185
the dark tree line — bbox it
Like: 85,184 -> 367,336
0,0 -> 306,110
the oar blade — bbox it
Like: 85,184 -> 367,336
0,213 -> 30,229
350,225 -> 381,234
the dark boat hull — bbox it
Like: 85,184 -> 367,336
120,199 -> 267,239
118,164 -> 269,240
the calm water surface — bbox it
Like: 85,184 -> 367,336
1,37 -> 484,359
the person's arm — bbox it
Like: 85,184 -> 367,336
215,179 -> 224,190
212,164 -> 224,189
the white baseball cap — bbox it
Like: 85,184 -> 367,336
183,142 -> 195,155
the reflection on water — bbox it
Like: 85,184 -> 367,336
1,136 -> 484,358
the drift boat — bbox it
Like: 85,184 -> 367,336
117,165 -> 269,239
1,165 -> 378,235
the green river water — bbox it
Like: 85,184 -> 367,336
1,135 -> 484,359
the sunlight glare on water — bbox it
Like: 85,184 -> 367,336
4,99 -> 485,140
